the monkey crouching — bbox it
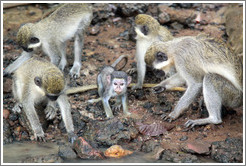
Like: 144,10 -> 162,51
12,56 -> 77,143
145,34 -> 243,127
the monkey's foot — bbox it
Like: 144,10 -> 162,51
45,106 -> 57,120
112,104 -> 121,112
126,68 -> 137,75
69,65 -> 81,79
131,84 -> 143,90
123,111 -> 131,116
161,112 -> 179,123
185,118 -> 222,128
68,132 -> 78,144
12,103 -> 23,113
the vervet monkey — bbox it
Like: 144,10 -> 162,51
88,55 -> 132,118
131,14 -> 174,90
145,34 -> 243,127
12,56 -> 77,142
4,3 -> 93,78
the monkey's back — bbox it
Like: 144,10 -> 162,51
170,35 -> 242,91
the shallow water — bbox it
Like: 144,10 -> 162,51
3,141 -> 215,163
3,141 -> 167,163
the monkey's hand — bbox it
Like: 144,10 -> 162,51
152,86 -> 166,93
44,105 -> 57,120
161,112 -> 179,123
126,68 -> 137,75
68,132 -> 78,144
12,103 -> 23,113
3,70 -> 9,77
34,132 -> 46,142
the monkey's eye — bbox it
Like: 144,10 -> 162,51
30,37 -> 40,44
120,83 -> 124,86
141,25 -> 149,36
34,77 -> 42,87
114,82 -> 117,86
156,52 -> 168,62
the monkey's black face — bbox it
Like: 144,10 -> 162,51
29,37 -> 40,44
46,94 -> 59,101
21,46 -> 33,52
141,25 -> 149,36
156,52 -> 168,62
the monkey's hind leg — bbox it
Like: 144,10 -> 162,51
70,32 -> 84,78
58,42 -> 67,71
12,103 -> 23,113
185,74 -> 224,128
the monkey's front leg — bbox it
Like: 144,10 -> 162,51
57,94 -> 77,144
122,94 -> 131,116
163,83 -> 202,122
152,73 -> 186,93
23,100 -> 46,142
131,58 -> 146,90
102,96 -> 114,118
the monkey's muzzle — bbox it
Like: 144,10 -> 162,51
46,94 -> 59,101
21,46 -> 33,52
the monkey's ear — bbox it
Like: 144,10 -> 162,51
127,76 -> 132,86
34,77 -> 42,87
30,37 -> 40,44
107,75 -> 111,85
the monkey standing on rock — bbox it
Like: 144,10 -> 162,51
131,14 -> 174,90
12,56 -> 77,143
4,3 -> 93,78
145,34 -> 243,127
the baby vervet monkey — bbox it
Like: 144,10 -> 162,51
12,56 -> 77,143
4,3 -> 93,78
131,14 -> 174,90
145,34 -> 243,127
89,55 -> 132,118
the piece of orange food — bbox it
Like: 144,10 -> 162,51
104,145 -> 133,158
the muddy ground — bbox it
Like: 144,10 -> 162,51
2,3 -> 244,163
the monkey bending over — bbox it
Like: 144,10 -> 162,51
12,56 -> 77,142
145,34 -> 243,127
131,14 -> 174,90
4,3 -> 93,78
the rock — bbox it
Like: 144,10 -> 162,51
160,149 -> 200,163
3,119 -> 13,144
9,112 -> 18,121
89,25 -> 100,35
179,136 -> 188,141
83,117 -> 138,147
104,145 -> 133,158
22,154 -> 63,163
92,4 -> 116,25
3,78 -> 12,93
158,4 -> 197,25
181,141 -> 211,155
211,137 -> 243,163
170,22 -> 184,30
116,4 -> 148,17
3,109 -> 10,119
58,145 -> 77,159
73,137 -> 104,160
141,139 -> 160,153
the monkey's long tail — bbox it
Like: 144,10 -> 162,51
65,85 -> 97,95
111,54 -> 128,70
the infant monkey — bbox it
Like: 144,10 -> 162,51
4,3 -> 93,78
145,34 -> 243,127
12,56 -> 77,143
96,55 -> 132,118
